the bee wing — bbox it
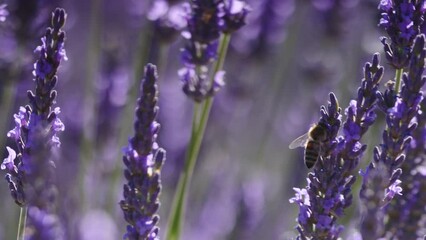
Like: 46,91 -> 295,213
289,133 -> 309,149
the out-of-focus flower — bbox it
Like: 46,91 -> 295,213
379,0 -> 426,69
26,206 -> 65,240
233,0 -> 294,56
179,0 -> 248,102
1,8 -> 67,239
291,54 -> 384,239
179,0 -> 223,102
311,0 -> 360,38
0,4 -> 8,22
218,0 -> 250,34
148,0 -> 187,42
360,34 -> 426,239
120,64 -> 166,240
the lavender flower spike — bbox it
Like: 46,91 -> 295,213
360,34 -> 426,239
383,99 -> 426,239
120,63 -> 166,240
179,0 -> 248,102
1,8 -> 67,239
290,54 -> 384,239
379,0 -> 426,69
179,0 -> 224,102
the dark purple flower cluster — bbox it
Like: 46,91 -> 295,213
290,93 -> 343,240
383,99 -> 426,238
290,54 -> 384,239
379,0 -> 426,68
1,8 -> 67,239
179,0 -> 249,102
360,34 -> 426,239
218,0 -> 250,34
120,64 -> 166,240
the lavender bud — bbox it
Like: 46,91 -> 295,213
379,0 -> 426,69
1,8 -> 67,238
120,64 -> 166,240
218,0 -> 250,34
382,100 -> 426,238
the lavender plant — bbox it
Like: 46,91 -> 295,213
4,1 -> 426,239
355,1 -> 426,238
290,0 -> 426,238
120,63 -> 166,240
167,0 -> 249,239
290,53 -> 384,239
360,34 -> 426,240
1,8 -> 67,239
379,0 -> 426,70
383,99 -> 426,238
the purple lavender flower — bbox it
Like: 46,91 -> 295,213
382,98 -> 426,239
290,54 -> 384,239
360,34 -> 426,239
179,0 -> 248,102
179,0 -> 222,102
26,206 -> 65,240
1,8 -> 67,239
185,0 -> 223,44
120,64 -> 166,240
289,93 -> 343,239
218,0 -> 250,34
379,0 -> 426,68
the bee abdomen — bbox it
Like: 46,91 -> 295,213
305,141 -> 320,168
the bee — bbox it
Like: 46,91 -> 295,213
289,122 -> 329,169
201,10 -> 215,23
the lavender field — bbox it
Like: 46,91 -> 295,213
0,0 -> 425,240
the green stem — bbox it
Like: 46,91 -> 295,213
16,207 -> 27,240
394,68 -> 403,94
210,34 -> 231,85
165,34 -> 231,240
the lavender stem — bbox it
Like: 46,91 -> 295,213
166,33 -> 231,240
209,34 -> 231,85
16,206 -> 27,240
394,68 -> 403,94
